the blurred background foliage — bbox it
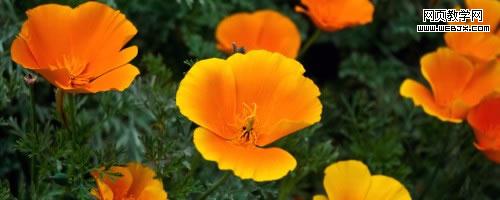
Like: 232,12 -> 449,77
0,0 -> 499,199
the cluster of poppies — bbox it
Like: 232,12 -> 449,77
400,0 -> 500,163
8,0 -> 498,199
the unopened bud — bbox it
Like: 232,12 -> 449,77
24,73 -> 37,85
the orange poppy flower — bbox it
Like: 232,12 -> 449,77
11,2 -> 139,93
215,10 -> 301,58
444,0 -> 500,62
91,162 -> 168,200
295,0 -> 374,32
467,96 -> 500,163
176,50 -> 322,181
400,48 -> 500,123
313,160 -> 411,200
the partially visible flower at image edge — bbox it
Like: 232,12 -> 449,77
215,10 -> 301,58
467,96 -> 500,163
91,162 -> 168,200
444,0 -> 500,62
400,47 -> 500,123
176,50 -> 322,182
11,1 -> 139,93
313,160 -> 411,200
295,0 -> 374,32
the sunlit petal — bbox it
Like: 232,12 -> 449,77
193,127 -> 297,182
365,175 -> 411,200
323,160 -> 371,200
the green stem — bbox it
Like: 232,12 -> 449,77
68,93 -> 77,135
298,29 -> 322,58
28,81 -> 39,199
28,82 -> 38,199
56,89 -> 69,130
29,85 -> 36,133
197,173 -> 230,200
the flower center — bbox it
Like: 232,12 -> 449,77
55,55 -> 90,88
231,103 -> 258,146
69,75 -> 90,88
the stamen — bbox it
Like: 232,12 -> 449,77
229,103 -> 258,145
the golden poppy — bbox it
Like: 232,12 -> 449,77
91,162 -> 168,200
11,2 -> 139,93
295,0 -> 374,32
400,48 -> 500,123
467,96 -> 500,163
313,160 -> 411,200
176,50 -> 322,181
444,0 -> 500,62
215,10 -> 301,58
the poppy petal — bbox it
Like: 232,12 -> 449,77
297,0 -> 374,32
330,0 -> 374,28
137,185 -> 168,200
461,62 -> 500,106
85,46 -> 138,78
444,32 -> 500,61
34,68 -> 72,90
72,1 -> 137,61
85,64 -> 139,93
400,79 -> 463,123
126,163 -> 161,197
312,195 -> 329,200
226,50 -> 321,145
323,160 -> 371,200
11,37 -> 39,69
467,97 -> 500,146
22,4 -> 73,67
252,11 -> 300,58
258,75 -> 321,145
91,178 -> 114,200
475,144 -> 500,163
421,48 -> 474,106
216,10 -> 300,58
216,12 -> 262,52
466,0 -> 500,31
365,175 -> 411,200
193,127 -> 297,182
176,58 -> 237,139
99,166 -> 133,199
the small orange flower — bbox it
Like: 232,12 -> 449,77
215,10 -> 301,58
444,0 -> 500,62
176,50 -> 322,181
295,0 -> 374,32
313,160 -> 411,200
91,162 -> 168,200
11,2 -> 139,93
467,96 -> 500,163
400,48 -> 500,123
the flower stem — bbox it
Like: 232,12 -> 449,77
197,173 -> 230,200
55,88 -> 69,130
28,83 -> 38,200
29,85 -> 36,133
68,93 -> 77,133
298,29 -> 322,58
